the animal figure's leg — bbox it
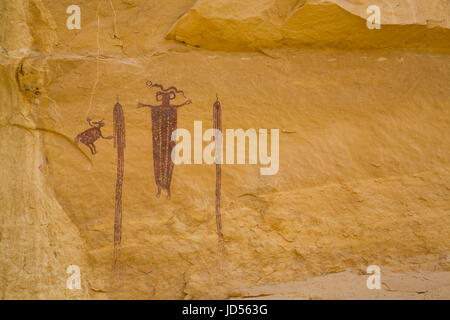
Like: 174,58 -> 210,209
86,143 -> 95,155
74,135 -> 80,145
91,143 -> 97,154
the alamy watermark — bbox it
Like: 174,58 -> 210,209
171,121 -> 279,175
66,5 -> 81,30
367,5 -> 381,30
66,265 -> 81,290
366,265 -> 381,290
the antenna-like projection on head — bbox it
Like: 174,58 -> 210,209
146,80 -> 187,99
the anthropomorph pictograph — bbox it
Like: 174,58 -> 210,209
74,118 -> 113,154
113,100 -> 125,269
137,81 -> 191,199
213,95 -> 224,249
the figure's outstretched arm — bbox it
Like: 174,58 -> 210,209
137,102 -> 158,109
101,132 -> 114,139
174,99 -> 192,108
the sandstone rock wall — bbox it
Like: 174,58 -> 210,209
167,0 -> 450,51
0,0 -> 449,299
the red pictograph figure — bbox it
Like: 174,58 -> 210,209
137,81 -> 191,199
113,100 -> 125,269
74,118 -> 113,154
213,95 -> 224,249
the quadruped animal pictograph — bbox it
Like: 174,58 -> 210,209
74,118 -> 113,154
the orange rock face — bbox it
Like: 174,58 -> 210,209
0,0 -> 449,299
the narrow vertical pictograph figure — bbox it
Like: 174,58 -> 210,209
74,118 -> 113,154
113,99 -> 125,269
137,81 -> 191,199
213,94 -> 224,250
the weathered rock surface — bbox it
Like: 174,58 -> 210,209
0,0 -> 449,299
167,0 -> 450,51
231,267 -> 450,300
